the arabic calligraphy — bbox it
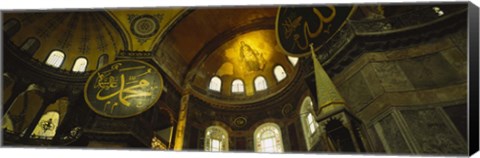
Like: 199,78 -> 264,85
276,6 -> 354,56
84,60 -> 163,118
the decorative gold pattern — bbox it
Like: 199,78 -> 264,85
84,60 -> 163,118
275,6 -> 355,56
129,14 -> 163,44
173,94 -> 189,150
151,136 -> 168,150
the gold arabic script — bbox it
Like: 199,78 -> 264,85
93,65 -> 156,113
282,6 -> 337,51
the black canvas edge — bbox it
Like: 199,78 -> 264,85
468,1 -> 479,156
0,9 -> 4,147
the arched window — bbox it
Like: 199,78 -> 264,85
72,57 -> 88,72
4,84 -> 44,136
209,76 -> 222,92
287,56 -> 298,66
20,38 -> 40,55
204,126 -> 229,152
45,50 -> 65,68
300,96 -> 320,150
254,122 -> 284,153
3,19 -> 20,37
307,113 -> 317,133
254,76 -> 267,91
97,54 -> 109,69
273,65 -> 287,82
30,97 -> 69,140
2,114 -> 14,133
30,111 -> 60,140
231,79 -> 244,93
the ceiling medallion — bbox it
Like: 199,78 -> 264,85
84,60 -> 163,118
233,116 -> 248,128
128,14 -> 163,44
282,103 -> 294,117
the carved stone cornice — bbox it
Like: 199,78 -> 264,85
349,5 -> 467,36
117,50 -> 154,59
318,5 -> 467,77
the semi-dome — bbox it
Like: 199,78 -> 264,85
190,29 -> 299,103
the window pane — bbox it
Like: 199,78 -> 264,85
254,123 -> 283,153
274,65 -> 287,82
307,113 -> 317,133
45,50 -> 65,68
232,79 -> 244,93
211,139 -> 220,151
261,138 -> 275,152
209,76 -> 222,92
287,56 -> 298,66
205,126 -> 228,152
20,38 -> 37,52
3,20 -> 18,31
4,19 -> 20,37
72,57 -> 88,72
254,76 -> 267,91
261,130 -> 274,138
97,54 -> 109,69
309,123 -> 316,134
30,111 -> 60,140
307,113 -> 314,123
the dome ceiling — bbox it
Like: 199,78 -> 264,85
3,7 -> 291,104
153,8 -> 278,87
4,11 -> 126,72
3,9 -> 187,73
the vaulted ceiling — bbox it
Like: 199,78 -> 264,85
3,7 -> 299,103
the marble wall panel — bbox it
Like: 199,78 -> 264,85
338,72 -> 373,113
397,53 -> 462,89
371,62 -> 414,92
448,26 -> 467,55
366,126 -> 386,152
360,64 -> 384,98
375,113 -> 411,153
401,108 -> 467,154
440,48 -> 467,80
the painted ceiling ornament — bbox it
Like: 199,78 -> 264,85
84,60 -> 163,118
275,5 -> 356,57
233,116 -> 248,128
128,14 -> 163,44
281,103 -> 294,117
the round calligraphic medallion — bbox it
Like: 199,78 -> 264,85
130,15 -> 160,38
84,60 -> 163,118
275,6 -> 355,57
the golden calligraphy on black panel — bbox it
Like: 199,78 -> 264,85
275,6 -> 355,57
84,60 -> 163,118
